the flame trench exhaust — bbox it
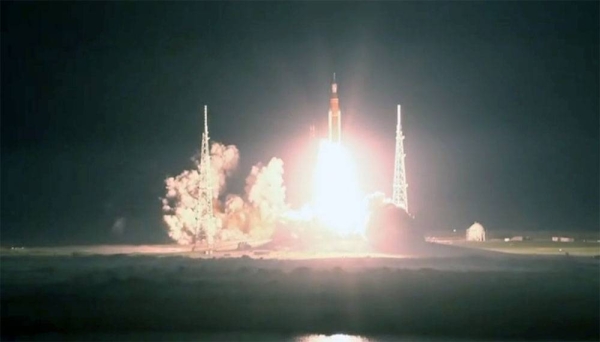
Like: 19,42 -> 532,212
312,140 -> 366,236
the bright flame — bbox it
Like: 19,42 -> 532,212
312,140 -> 366,236
283,203 -> 314,222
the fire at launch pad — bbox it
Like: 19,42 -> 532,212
162,74 -> 418,253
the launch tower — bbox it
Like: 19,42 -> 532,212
328,73 -> 342,143
195,105 -> 216,249
392,104 -> 409,213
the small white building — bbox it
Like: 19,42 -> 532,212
466,222 -> 486,241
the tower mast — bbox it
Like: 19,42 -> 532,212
195,105 -> 216,251
392,104 -> 409,213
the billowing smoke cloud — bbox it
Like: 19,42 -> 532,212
191,143 -> 240,197
210,143 -> 239,197
162,142 -> 239,244
364,191 -> 387,212
243,158 -> 287,238
162,143 -> 287,245
162,169 -> 203,245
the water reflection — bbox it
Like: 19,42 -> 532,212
297,334 -> 372,342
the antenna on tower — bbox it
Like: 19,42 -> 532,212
392,104 -> 409,213
195,104 -> 216,252
203,105 -> 208,136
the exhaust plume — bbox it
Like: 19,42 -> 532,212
243,157 -> 288,238
190,142 -> 240,197
162,143 -> 287,245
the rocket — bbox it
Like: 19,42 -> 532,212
328,73 -> 341,143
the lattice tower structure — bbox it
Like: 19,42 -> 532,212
195,105 -> 216,248
392,104 -> 409,212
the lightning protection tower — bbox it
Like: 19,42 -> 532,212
195,105 -> 216,250
393,104 -> 409,213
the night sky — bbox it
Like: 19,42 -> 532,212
2,2 -> 598,245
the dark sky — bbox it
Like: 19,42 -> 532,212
2,2 -> 598,245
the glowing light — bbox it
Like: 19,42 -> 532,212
297,334 -> 372,342
283,203 -> 314,222
312,140 -> 367,236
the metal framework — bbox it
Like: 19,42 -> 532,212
392,104 -> 409,213
195,105 -> 216,250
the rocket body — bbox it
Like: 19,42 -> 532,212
328,78 -> 341,143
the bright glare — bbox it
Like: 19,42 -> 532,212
283,203 -> 314,222
297,334 -> 373,342
312,140 -> 366,236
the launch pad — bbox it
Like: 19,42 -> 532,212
163,74 -> 415,255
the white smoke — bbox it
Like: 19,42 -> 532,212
162,143 -> 287,245
210,143 -> 240,197
364,191 -> 387,211
191,143 -> 240,197
282,203 -> 314,222
111,217 -> 127,236
162,169 -> 202,245
243,157 -> 288,238
163,142 -> 238,245
220,194 -> 247,232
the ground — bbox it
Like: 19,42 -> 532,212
452,240 -> 600,256
1,242 -> 599,341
